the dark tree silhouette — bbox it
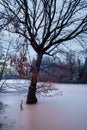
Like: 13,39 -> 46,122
0,0 -> 87,104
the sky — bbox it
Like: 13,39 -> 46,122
0,0 -> 87,62
0,29 -> 86,64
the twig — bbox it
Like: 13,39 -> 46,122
0,79 -> 7,92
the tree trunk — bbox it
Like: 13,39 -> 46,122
26,53 -> 43,104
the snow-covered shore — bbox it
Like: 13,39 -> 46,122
0,79 -> 30,93
0,81 -> 87,130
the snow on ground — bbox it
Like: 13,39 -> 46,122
0,79 -> 30,93
0,80 -> 62,97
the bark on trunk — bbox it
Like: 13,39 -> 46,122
26,53 -> 43,104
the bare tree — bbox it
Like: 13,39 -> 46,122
0,0 -> 87,104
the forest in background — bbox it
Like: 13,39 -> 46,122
0,50 -> 87,84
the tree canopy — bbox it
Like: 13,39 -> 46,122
0,0 -> 87,104
0,0 -> 87,56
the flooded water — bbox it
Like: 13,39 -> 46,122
0,83 -> 87,130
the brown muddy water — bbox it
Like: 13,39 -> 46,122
0,84 -> 87,130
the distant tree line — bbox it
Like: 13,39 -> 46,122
0,52 -> 87,84
39,56 -> 87,84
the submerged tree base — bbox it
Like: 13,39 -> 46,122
26,88 -> 37,104
26,95 -> 37,104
